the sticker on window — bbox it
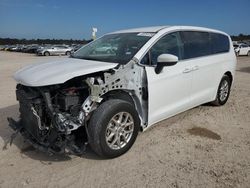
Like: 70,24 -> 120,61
137,33 -> 155,37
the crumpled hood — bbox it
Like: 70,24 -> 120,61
14,58 -> 118,86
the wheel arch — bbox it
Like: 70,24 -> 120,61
211,70 -> 234,104
44,51 -> 50,56
65,51 -> 71,55
224,71 -> 233,83
101,89 -> 143,128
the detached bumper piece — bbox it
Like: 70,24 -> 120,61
7,117 -> 86,155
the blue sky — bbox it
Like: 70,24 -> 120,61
0,0 -> 249,39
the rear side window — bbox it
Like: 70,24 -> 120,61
180,31 -> 211,59
210,33 -> 230,53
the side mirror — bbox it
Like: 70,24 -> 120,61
155,54 -> 178,74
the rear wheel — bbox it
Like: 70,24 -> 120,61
247,51 -> 250,56
66,51 -> 71,56
88,99 -> 140,158
211,75 -> 231,106
44,51 -> 50,56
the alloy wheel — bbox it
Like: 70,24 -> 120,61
219,80 -> 229,102
105,112 -> 134,150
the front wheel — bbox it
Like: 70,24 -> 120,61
88,99 -> 140,158
65,51 -> 71,56
211,75 -> 231,106
44,51 -> 50,56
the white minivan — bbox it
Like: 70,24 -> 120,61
8,26 -> 236,158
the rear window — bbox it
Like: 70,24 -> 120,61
210,33 -> 230,54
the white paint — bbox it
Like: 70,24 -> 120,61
14,58 -> 117,86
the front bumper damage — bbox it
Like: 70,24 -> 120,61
7,117 -> 87,155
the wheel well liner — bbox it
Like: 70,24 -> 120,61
101,90 -> 143,126
224,71 -> 233,83
102,90 -> 135,106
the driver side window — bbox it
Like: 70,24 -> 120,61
141,32 -> 183,65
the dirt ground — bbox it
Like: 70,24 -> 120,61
0,51 -> 250,188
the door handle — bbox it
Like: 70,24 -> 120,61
183,68 -> 192,73
192,66 -> 199,71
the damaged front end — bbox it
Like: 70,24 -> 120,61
8,82 -> 89,155
8,60 -> 148,155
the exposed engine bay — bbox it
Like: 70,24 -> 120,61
8,61 -> 148,155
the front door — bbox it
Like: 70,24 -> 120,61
143,32 -> 193,126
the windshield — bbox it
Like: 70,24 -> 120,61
72,33 -> 154,64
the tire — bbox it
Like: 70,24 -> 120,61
88,99 -> 140,158
247,51 -> 250,56
66,51 -> 71,56
44,51 -> 50,56
211,75 -> 231,106
236,51 -> 239,56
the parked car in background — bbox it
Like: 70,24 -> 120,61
0,45 -> 7,50
234,43 -> 250,56
9,26 -> 236,158
37,45 -> 73,56
22,45 -> 40,53
36,45 -> 51,52
3,45 -> 15,51
9,46 -> 18,51
8,45 -> 24,52
93,43 -> 118,54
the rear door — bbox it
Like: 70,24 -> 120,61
181,31 -> 230,105
50,47 -> 57,55
144,32 -> 194,126
55,46 -> 65,55
179,31 -> 221,105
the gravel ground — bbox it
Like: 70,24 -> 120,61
0,51 -> 250,188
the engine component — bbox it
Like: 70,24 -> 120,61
56,90 -> 80,111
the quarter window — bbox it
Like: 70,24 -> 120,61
210,33 -> 230,53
